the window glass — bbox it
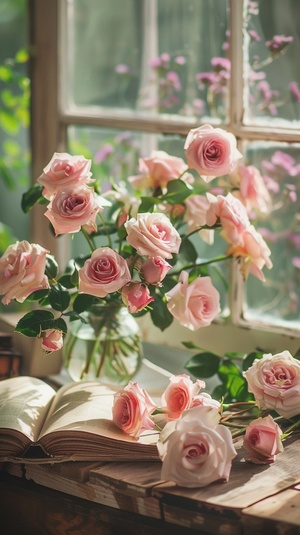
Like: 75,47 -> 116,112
243,141 -> 300,329
63,0 -> 228,121
244,0 -> 300,126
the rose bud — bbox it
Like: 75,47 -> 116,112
140,256 -> 172,284
41,329 -> 64,353
121,281 -> 154,313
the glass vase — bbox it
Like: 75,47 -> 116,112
63,303 -> 143,384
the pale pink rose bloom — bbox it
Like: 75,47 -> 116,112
243,415 -> 283,465
191,392 -> 221,411
112,381 -> 157,437
128,150 -> 191,191
78,247 -> 131,298
125,212 -> 181,259
44,186 -> 103,236
184,124 -> 242,182
206,192 -> 251,245
231,165 -> 272,215
165,271 -> 220,331
228,225 -> 273,281
0,240 -> 49,305
244,351 -> 300,419
37,152 -> 93,199
184,194 -> 214,245
157,406 -> 237,488
140,256 -> 172,284
161,374 -> 206,419
41,329 -> 64,353
121,281 -> 154,313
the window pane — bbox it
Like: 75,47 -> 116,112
63,0 -> 228,121
244,0 -> 300,126
243,141 -> 300,329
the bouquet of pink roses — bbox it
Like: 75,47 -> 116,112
0,123 -> 272,359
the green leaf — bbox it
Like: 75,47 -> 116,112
15,48 -> 29,63
218,360 -> 241,383
149,296 -> 173,331
1,89 -> 17,108
217,359 -> 250,402
212,383 -> 227,401
190,265 -> 209,278
0,110 -> 19,134
24,289 -> 49,302
179,238 -> 197,263
3,138 -> 21,157
73,294 -> 95,314
49,317 -> 68,335
224,351 -> 246,360
45,254 -> 59,280
0,161 -> 15,189
15,310 -> 55,337
0,66 -> 12,82
162,179 -> 192,204
181,341 -> 204,350
243,351 -> 263,371
57,273 -> 76,289
48,284 -> 70,312
185,352 -> 220,378
21,184 -> 44,213
138,196 -> 157,213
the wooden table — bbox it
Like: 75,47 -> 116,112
1,436 -> 300,535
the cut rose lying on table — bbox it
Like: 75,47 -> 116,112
112,349 -> 300,488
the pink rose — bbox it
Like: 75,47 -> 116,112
184,124 -> 242,182
233,165 -> 272,215
191,392 -> 221,411
125,213 -> 181,259
121,281 -> 154,313
0,240 -> 49,305
157,406 -> 237,488
206,192 -> 251,245
112,381 -> 157,437
244,351 -> 300,419
228,224 -> 273,281
161,374 -> 206,419
41,329 -> 64,353
165,271 -> 220,330
78,246 -> 131,298
183,194 -> 214,244
128,150 -> 191,190
44,185 -> 103,236
243,415 -> 283,465
37,152 -> 93,199
140,256 -> 172,284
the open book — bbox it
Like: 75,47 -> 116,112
0,375 -> 160,463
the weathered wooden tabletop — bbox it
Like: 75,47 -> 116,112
1,435 -> 300,534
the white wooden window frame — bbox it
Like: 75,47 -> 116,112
29,0 -> 300,356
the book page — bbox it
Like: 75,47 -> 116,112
0,376 -> 56,443
39,381 -> 160,447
